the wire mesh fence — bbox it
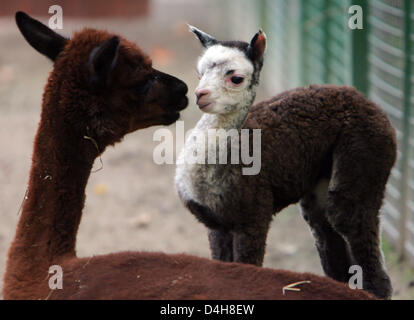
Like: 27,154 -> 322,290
227,0 -> 414,265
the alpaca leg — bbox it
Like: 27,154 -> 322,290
208,229 -> 234,262
232,224 -> 270,266
326,191 -> 392,299
300,180 -> 354,282
326,154 -> 393,299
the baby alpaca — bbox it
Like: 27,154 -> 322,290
175,26 -> 397,299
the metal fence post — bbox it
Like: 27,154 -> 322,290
397,0 -> 412,260
323,0 -> 331,83
351,0 -> 369,96
299,0 -> 306,86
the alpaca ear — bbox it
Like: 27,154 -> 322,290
87,36 -> 120,88
188,24 -> 218,48
15,11 -> 68,61
247,29 -> 266,62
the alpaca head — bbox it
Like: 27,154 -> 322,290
189,25 -> 266,115
16,11 -> 188,148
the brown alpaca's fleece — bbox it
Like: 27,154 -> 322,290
32,252 -> 378,300
3,12 -> 376,300
50,252 -> 375,300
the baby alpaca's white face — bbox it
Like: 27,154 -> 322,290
189,25 -> 266,115
195,45 -> 255,114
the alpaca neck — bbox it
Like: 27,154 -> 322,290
9,113 -> 98,268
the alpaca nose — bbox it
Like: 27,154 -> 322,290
195,89 -> 210,104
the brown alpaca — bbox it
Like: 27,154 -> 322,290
3,12 -> 375,300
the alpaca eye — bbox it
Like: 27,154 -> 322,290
230,76 -> 244,85
133,82 -> 150,96
132,76 -> 156,96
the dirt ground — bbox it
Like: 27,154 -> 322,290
0,0 -> 413,300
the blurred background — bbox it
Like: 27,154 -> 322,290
0,0 -> 413,299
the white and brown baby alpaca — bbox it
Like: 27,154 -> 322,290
175,26 -> 397,299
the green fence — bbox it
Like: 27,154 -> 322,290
367,0 -> 412,260
301,0 -> 353,86
227,0 -> 414,263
